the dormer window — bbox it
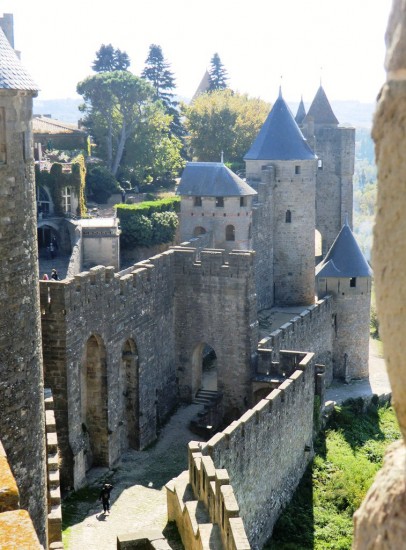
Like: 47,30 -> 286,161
216,197 -> 224,208
194,196 -> 202,207
295,165 -> 301,175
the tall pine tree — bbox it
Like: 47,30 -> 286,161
92,44 -> 130,72
142,44 -> 184,139
208,53 -> 228,91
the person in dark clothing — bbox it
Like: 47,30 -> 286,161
99,483 -> 113,514
51,269 -> 59,281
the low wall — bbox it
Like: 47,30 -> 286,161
166,443 -> 250,550
259,297 -> 334,385
204,351 -> 316,549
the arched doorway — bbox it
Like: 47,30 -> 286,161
120,339 -> 140,450
193,226 -> 206,237
37,221 -> 60,258
192,343 -> 217,396
81,335 -> 109,470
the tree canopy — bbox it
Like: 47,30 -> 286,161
182,89 -> 270,164
77,71 -> 184,184
208,53 -> 228,91
141,44 -> 183,139
92,44 -> 130,72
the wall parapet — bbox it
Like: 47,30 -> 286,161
166,441 -> 250,550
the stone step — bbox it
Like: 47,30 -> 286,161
48,468 -> 60,489
49,486 -> 61,506
46,410 -> 56,432
48,452 -> 59,472
46,431 -> 58,452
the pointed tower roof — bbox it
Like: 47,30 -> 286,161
244,90 -> 316,161
177,162 -> 257,197
191,70 -> 211,102
295,97 -> 306,125
0,26 -> 37,91
316,221 -> 372,278
304,85 -> 338,126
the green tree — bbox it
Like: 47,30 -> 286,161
92,44 -> 130,72
208,53 -> 228,91
121,102 -> 184,185
86,165 -> 120,203
182,89 -> 270,163
77,71 -> 155,177
141,44 -> 183,139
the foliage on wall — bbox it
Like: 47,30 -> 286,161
35,153 -> 86,217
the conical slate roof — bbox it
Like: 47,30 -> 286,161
0,26 -> 37,91
191,70 -> 210,101
316,221 -> 372,278
295,97 -> 306,124
304,85 -> 338,126
244,90 -> 316,161
176,162 -> 257,197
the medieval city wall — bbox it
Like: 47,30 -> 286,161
40,251 -> 178,489
173,248 -> 259,420
204,352 -> 316,550
260,296 -> 334,384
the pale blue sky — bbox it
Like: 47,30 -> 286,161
3,0 -> 393,103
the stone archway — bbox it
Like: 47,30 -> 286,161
192,343 -> 217,397
120,339 -> 140,450
81,335 -> 109,470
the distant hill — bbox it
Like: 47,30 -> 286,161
288,100 -> 376,128
33,98 -> 82,123
34,96 -> 376,129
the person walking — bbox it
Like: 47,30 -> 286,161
99,483 -> 113,514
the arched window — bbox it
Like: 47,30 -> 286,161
226,225 -> 235,241
193,226 -> 206,237
285,210 -> 292,223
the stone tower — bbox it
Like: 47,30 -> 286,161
245,89 -> 317,306
300,86 -> 355,256
177,162 -> 257,252
0,25 -> 47,545
316,220 -> 372,380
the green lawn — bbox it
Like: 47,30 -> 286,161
265,400 -> 400,550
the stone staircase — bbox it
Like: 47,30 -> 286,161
194,389 -> 220,405
45,390 -> 63,548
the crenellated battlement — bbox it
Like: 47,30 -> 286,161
172,246 -> 255,277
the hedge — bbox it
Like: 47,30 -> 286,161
117,197 -> 180,248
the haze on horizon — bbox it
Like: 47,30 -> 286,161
3,0 -> 392,104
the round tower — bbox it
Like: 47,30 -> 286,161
0,26 -> 47,544
177,162 -> 257,252
245,89 -> 317,306
316,221 -> 372,380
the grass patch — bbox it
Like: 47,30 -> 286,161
265,401 -> 400,549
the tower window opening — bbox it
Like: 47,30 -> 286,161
350,277 -> 356,287
194,196 -> 202,207
226,225 -> 235,241
285,210 -> 292,223
295,165 -> 301,175
318,159 -> 323,170
240,196 -> 247,207
63,186 -> 72,213
216,196 -> 224,208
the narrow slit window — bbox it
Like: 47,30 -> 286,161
350,277 -> 356,287
216,196 -> 224,208
0,107 -> 6,164
285,210 -> 292,223
295,165 -> 301,175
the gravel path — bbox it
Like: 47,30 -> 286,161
66,403 -> 204,550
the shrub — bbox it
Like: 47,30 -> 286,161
117,197 -> 180,248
